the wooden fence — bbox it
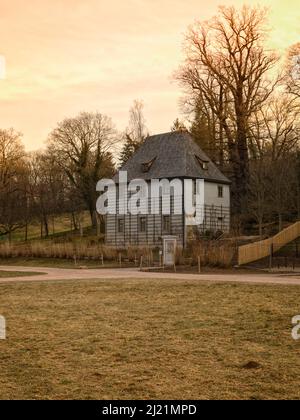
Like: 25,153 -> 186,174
238,222 -> 300,266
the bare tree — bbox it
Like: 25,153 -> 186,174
28,151 -> 70,238
0,128 -> 25,190
127,100 -> 148,144
248,160 -> 271,237
249,94 -> 300,160
285,43 -> 300,98
120,100 -> 148,165
268,158 -> 296,232
176,5 -> 279,215
0,129 -> 28,238
48,112 -> 116,228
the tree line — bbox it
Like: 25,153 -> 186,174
0,100 -> 148,240
0,5 -> 299,240
122,7 -> 300,236
177,5 -> 300,234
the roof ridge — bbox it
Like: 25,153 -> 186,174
147,130 -> 187,138
116,131 -> 231,184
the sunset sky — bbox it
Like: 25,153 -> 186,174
0,0 -> 299,150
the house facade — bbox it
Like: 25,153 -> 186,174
105,131 -> 230,248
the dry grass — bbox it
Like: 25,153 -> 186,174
0,239 -> 238,269
0,271 -> 44,278
0,241 -> 110,260
0,278 -> 300,400
187,240 -> 237,267
0,242 -> 153,265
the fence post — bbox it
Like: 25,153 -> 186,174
198,256 -> 201,274
140,256 -> 143,270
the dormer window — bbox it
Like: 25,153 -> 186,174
141,157 -> 156,173
195,155 -> 209,171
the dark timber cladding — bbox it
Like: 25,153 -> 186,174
106,131 -> 231,248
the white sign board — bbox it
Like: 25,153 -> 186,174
163,236 -> 177,266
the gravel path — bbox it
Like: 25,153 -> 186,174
0,265 -> 299,286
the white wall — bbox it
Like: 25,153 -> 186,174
204,182 -> 230,208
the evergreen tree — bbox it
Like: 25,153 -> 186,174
119,135 -> 140,166
171,118 -> 187,132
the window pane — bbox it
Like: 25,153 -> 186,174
118,218 -> 124,233
139,217 -> 147,233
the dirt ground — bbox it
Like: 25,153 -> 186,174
0,265 -> 299,286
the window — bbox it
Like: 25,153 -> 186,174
118,218 -> 124,234
139,216 -> 147,233
195,155 -> 209,171
163,215 -> 171,233
218,186 -> 223,198
141,157 -> 157,173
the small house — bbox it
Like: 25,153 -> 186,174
105,131 -> 230,248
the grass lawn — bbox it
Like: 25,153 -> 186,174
0,278 -> 299,400
0,270 -> 45,278
5,211 -> 92,242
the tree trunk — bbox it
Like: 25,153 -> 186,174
89,206 -> 97,229
96,212 -> 101,237
43,215 -> 49,238
25,222 -> 28,242
219,124 -> 224,168
218,86 -> 225,168
78,213 -> 83,237
259,219 -> 263,238
72,212 -> 78,231
236,117 -> 250,215
278,214 -> 283,232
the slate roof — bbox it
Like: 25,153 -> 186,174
115,131 -> 231,184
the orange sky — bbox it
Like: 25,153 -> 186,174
0,0 -> 299,150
